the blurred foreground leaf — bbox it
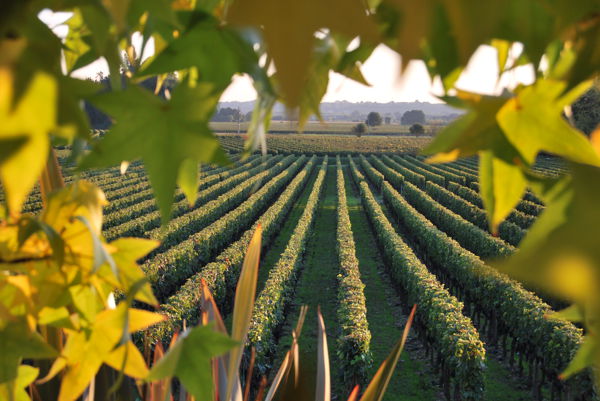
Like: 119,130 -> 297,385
81,83 -> 229,225
147,325 -> 237,401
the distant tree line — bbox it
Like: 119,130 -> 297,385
401,109 -> 425,125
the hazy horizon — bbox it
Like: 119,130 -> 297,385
40,11 -> 535,106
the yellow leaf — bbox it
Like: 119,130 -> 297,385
104,342 -> 149,378
0,70 -> 56,214
479,151 -> 527,232
57,331 -> 103,401
127,308 -> 166,333
42,181 -> 107,237
0,365 -> 39,401
108,237 -> 160,305
591,125 -> 600,156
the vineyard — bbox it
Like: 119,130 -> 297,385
3,148 -> 592,401
217,133 -> 431,154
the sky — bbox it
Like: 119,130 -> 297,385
39,10 -> 536,105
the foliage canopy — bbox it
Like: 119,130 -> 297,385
1,0 -> 600,399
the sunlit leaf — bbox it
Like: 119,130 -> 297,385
479,150 -> 527,232
105,341 -> 149,378
177,158 -> 199,206
57,304 -> 164,401
109,238 -> 160,305
0,71 -> 56,214
497,79 -> 600,167
0,365 -> 39,401
422,90 -> 508,160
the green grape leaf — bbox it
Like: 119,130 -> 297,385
422,90 -> 530,231
127,0 -> 178,30
501,164 -> 600,305
497,79 -> 600,167
147,325 -> 238,401
422,90 -> 508,162
176,158 -> 199,206
439,0 -> 503,64
479,149 -> 527,233
0,71 -> 56,214
421,2 -> 462,90
494,0 -> 554,66
138,12 -> 260,90
81,83 -> 228,225
334,39 -> 376,86
55,76 -> 98,141
500,164 -> 600,378
226,0 -> 380,108
297,36 -> 337,126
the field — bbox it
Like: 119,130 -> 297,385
218,133 -> 432,154
6,148 -> 591,401
210,121 -> 438,135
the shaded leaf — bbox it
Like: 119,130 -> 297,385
81,83 -> 229,225
227,0 -> 380,107
147,325 -> 237,401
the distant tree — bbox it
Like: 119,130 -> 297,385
212,107 -> 243,122
401,109 -> 426,125
352,123 -> 367,137
409,123 -> 425,135
245,111 -> 253,121
384,116 -> 391,124
572,85 -> 600,136
366,111 -> 382,126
